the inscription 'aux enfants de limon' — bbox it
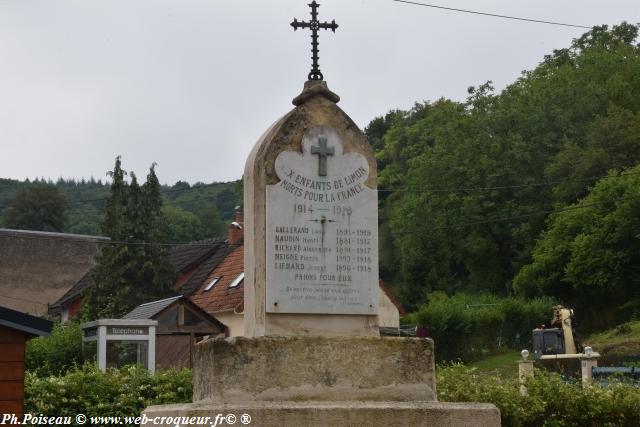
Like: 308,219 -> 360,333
278,165 -> 368,202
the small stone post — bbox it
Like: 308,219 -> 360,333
518,349 -> 533,396
581,347 -> 599,386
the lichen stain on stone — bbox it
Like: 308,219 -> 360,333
320,369 -> 338,387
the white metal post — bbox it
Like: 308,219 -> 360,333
148,325 -> 156,374
97,325 -> 107,372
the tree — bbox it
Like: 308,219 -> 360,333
214,187 -> 239,219
162,205 -> 207,243
514,165 -> 640,328
102,156 -> 127,240
85,159 -> 176,319
5,184 -> 67,232
369,23 -> 640,310
198,204 -> 226,238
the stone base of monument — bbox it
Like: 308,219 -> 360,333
144,336 -> 500,426
145,401 -> 499,427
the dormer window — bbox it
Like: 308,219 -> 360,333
204,276 -> 221,291
228,272 -> 244,288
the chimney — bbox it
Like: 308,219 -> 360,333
228,206 -> 244,245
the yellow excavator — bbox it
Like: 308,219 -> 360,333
532,305 -> 582,359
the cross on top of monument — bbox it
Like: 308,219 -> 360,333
291,1 -> 338,81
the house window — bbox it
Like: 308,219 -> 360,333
204,276 -> 221,291
228,272 -> 244,288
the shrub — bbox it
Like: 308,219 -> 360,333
438,364 -> 640,426
25,364 -> 192,417
26,321 -> 83,376
408,293 -> 555,362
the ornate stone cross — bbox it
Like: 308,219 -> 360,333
291,1 -> 338,81
310,137 -> 334,176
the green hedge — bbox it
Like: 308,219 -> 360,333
26,321 -> 83,376
438,364 -> 640,427
408,293 -> 556,362
25,364 -> 192,417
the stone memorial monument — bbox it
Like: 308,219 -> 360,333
145,2 -> 500,425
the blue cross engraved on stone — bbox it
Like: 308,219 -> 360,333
310,137 -> 334,177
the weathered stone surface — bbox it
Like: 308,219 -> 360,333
292,80 -> 340,106
144,401 -> 501,427
244,80 -> 379,337
193,336 -> 436,402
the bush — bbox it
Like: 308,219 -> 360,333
408,293 -> 555,362
438,364 -> 640,427
25,364 -> 192,417
26,321 -> 83,376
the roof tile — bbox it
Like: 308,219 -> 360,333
191,245 -> 244,314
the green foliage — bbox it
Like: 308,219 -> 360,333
166,183 -> 234,238
369,23 -> 640,311
85,158 -> 176,319
438,364 -> 640,426
102,156 -> 127,240
162,205 -> 207,243
196,204 -> 226,238
26,321 -> 83,377
514,165 -> 640,329
409,293 -> 555,362
0,175 -> 239,239
4,184 -> 67,231
25,364 -> 192,417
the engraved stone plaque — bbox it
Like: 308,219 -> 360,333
266,126 -> 379,314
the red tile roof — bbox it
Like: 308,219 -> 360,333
191,245 -> 244,314
190,245 -> 404,318
50,238 -> 230,317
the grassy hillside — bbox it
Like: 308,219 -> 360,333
469,350 -> 520,378
584,321 -> 640,357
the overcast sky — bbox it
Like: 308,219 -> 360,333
0,1 -> 637,185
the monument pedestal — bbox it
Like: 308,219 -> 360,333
192,336 -> 437,402
145,400 -> 499,427
144,336 -> 500,426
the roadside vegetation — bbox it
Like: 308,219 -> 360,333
25,365 -> 191,418
24,359 -> 640,426
407,293 -> 554,362
438,364 -> 640,426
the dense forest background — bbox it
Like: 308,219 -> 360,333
2,23 -> 639,331
0,174 -> 240,242
367,23 -> 640,329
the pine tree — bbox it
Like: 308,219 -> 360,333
85,157 -> 129,319
102,156 -> 127,240
138,165 -> 174,302
85,158 -> 176,319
